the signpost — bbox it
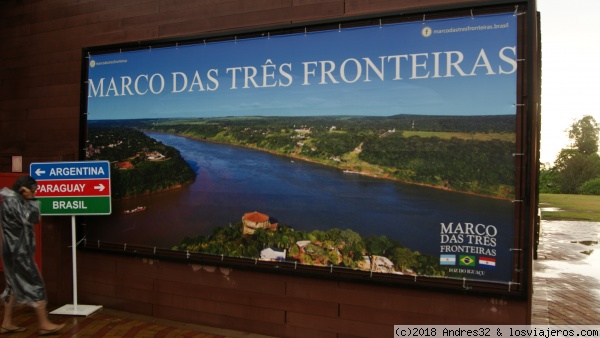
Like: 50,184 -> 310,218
31,161 -> 111,215
31,160 -> 111,316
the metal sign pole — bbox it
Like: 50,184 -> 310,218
50,215 -> 102,316
71,215 -> 78,309
31,160 -> 110,316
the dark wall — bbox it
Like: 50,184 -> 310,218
76,249 -> 526,337
0,1 -> 538,336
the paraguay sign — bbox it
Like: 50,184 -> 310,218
30,161 -> 111,215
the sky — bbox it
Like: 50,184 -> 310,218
87,13 -> 517,121
537,0 -> 600,165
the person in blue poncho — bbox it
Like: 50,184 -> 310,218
0,176 -> 64,335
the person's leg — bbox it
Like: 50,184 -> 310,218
1,293 -> 15,328
1,293 -> 25,332
33,301 -> 64,334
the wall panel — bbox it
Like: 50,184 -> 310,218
29,3 -> 160,34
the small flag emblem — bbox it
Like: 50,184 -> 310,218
440,254 -> 456,265
479,256 -> 496,268
459,255 -> 476,266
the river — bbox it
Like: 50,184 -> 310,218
83,131 -> 515,280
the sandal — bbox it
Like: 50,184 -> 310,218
0,326 -> 26,333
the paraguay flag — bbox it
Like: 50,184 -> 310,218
440,254 -> 456,265
479,256 -> 496,268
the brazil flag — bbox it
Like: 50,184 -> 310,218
459,255 -> 476,267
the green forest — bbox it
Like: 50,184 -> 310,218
173,221 -> 447,277
85,126 -> 196,198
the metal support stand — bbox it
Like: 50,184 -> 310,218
50,216 -> 102,316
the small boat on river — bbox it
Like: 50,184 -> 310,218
123,206 -> 146,214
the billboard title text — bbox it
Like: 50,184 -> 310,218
88,47 -> 516,97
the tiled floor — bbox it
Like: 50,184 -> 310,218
2,220 -> 599,337
1,306 -> 272,337
532,220 -> 600,325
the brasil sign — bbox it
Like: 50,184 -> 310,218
30,161 -> 112,215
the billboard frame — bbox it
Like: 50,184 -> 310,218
78,2 -> 538,297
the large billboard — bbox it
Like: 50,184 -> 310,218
83,12 -> 519,289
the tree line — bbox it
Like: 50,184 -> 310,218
540,115 -> 600,195
359,133 -> 514,197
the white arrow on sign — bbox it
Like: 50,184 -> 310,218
35,168 -> 46,176
94,184 -> 105,192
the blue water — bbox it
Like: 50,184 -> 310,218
84,131 -> 515,280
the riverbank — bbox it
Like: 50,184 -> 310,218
155,130 -> 514,201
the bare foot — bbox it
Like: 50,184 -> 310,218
0,326 -> 27,333
38,323 -> 65,336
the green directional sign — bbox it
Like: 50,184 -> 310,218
39,196 -> 111,215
